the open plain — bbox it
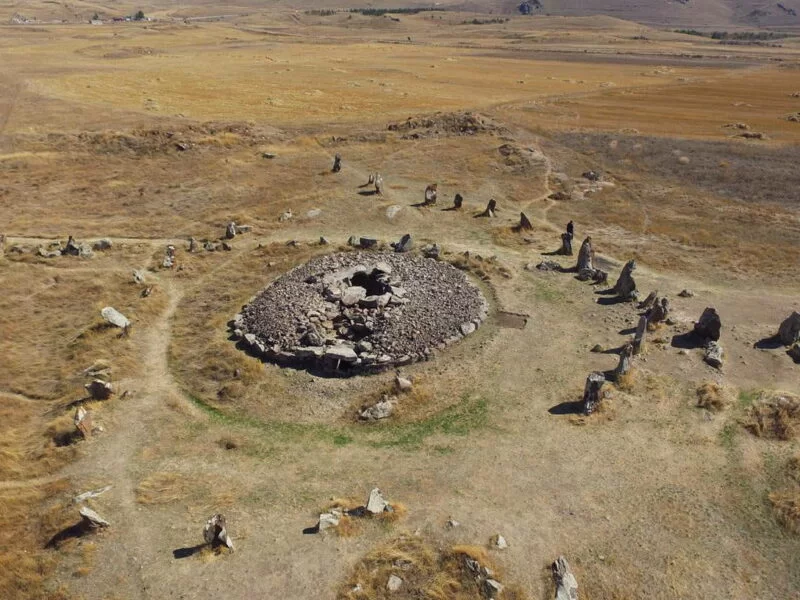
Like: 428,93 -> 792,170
1,6 -> 800,600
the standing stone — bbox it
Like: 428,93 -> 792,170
518,212 -> 533,231
203,514 -> 234,550
453,193 -> 463,209
704,341 -> 724,369
225,222 -> 237,240
85,379 -> 113,400
366,488 -> 389,514
332,153 -> 342,173
62,236 -> 81,256
576,237 -> 594,275
788,343 -> 800,363
375,174 -> 384,195
162,245 -> 176,269
778,311 -> 800,345
614,342 -> 633,381
74,406 -> 92,439
582,372 -> 606,415
633,315 -> 647,355
647,297 -> 669,325
638,291 -> 658,310
424,184 -> 437,205
392,234 -> 413,253
613,260 -> 637,301
552,556 -> 579,600
694,307 -> 721,341
560,233 -> 573,256
188,237 -> 198,253
480,199 -> 497,217
80,506 -> 109,529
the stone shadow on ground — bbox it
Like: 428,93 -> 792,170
45,522 -> 89,548
671,331 -> 704,349
754,334 -> 783,350
548,400 -> 584,415
173,544 -> 207,559
358,190 -> 379,197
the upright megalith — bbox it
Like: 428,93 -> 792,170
614,342 -> 634,381
582,372 -> 606,415
577,237 -> 594,274
560,233 -> 573,256
203,514 -> 234,550
480,199 -> 497,218
453,193 -> 463,209
613,260 -> 637,301
424,184 -> 437,205
633,315 -> 647,354
552,556 -> 579,600
694,307 -> 721,341
392,234 -> 413,253
518,212 -> 533,231
778,311 -> 800,346
374,174 -> 384,195
332,153 -> 342,173
647,297 -> 670,326
225,222 -> 237,240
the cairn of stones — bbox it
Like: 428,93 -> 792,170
424,184 -> 437,205
582,372 -> 606,415
232,252 -> 488,374
332,153 -> 342,173
612,259 -> 638,301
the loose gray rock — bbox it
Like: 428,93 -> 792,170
482,579 -> 504,598
92,239 -> 112,251
678,289 -> 694,298
80,506 -> 109,529
366,488 -> 389,514
387,574 -> 403,592
359,398 -> 395,420
101,307 -> 130,329
392,234 -> 413,253
318,512 -> 340,532
705,341 -> 724,369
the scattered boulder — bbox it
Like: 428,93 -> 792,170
778,311 -> 800,346
422,243 -> 440,259
613,260 -> 637,301
694,307 -> 721,341
101,307 -> 130,329
85,379 -> 113,400
482,578 -> 504,598
704,341 -> 724,369
79,506 -> 109,529
395,374 -> 413,392
424,184 -> 437,205
358,237 -> 378,249
582,372 -> 606,415
387,575 -> 403,592
552,556 -> 579,600
279,210 -> 293,222
133,270 -> 145,284
62,236 -> 93,258
480,199 -> 497,218
318,511 -> 340,532
582,170 -> 601,182
359,396 -> 395,421
92,239 -> 112,251
678,289 -> 694,298
536,260 -> 561,272
493,534 -> 508,550
203,513 -> 234,550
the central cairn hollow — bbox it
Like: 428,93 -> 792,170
231,251 -> 489,374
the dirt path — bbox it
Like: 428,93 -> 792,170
63,277 -> 185,599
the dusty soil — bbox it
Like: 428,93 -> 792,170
1,11 -> 799,600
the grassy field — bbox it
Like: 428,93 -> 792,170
1,11 -> 800,600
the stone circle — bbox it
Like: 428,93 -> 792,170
231,251 -> 489,374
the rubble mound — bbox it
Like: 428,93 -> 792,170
387,111 -> 503,139
232,251 -> 488,374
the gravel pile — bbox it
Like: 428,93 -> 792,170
231,251 -> 488,374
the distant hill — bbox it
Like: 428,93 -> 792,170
475,0 -> 800,27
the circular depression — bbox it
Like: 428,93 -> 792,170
231,251 -> 489,373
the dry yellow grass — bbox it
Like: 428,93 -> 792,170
696,382 -> 732,412
135,472 -> 189,505
744,392 -> 800,440
769,489 -> 800,534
